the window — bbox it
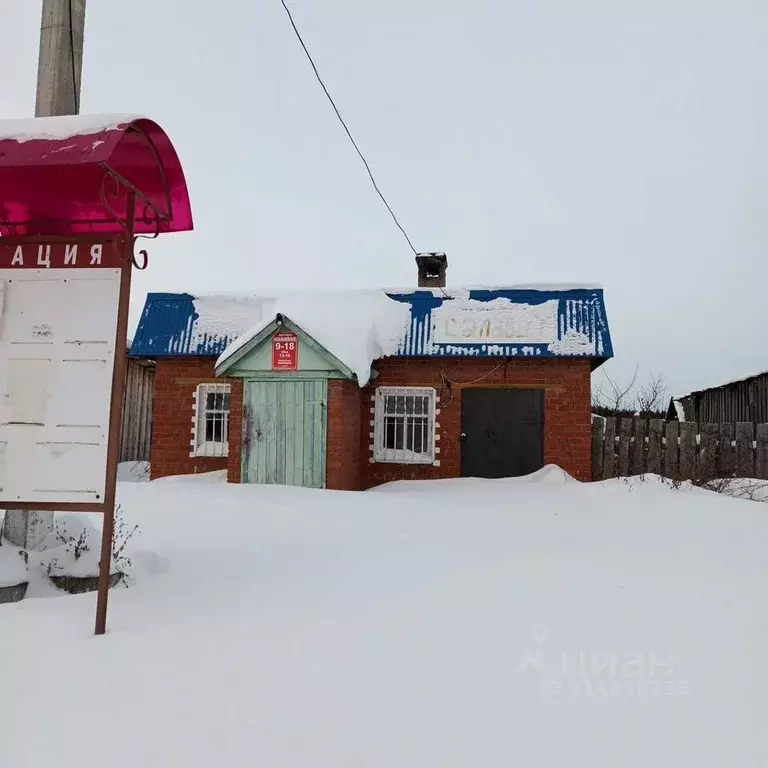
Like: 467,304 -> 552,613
193,383 -> 231,457
374,387 -> 437,464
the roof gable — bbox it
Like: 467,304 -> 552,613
215,314 -> 354,379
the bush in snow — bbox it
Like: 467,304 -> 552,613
112,504 -> 140,578
47,505 -> 141,582
117,461 -> 150,482
47,518 -> 92,577
632,472 -> 768,503
60,522 -> 90,560
696,477 -> 768,502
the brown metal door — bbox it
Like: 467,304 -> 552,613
460,388 -> 544,478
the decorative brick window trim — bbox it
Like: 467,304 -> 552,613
370,387 -> 440,465
191,383 -> 231,458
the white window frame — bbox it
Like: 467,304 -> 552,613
373,386 -> 437,464
192,383 -> 231,458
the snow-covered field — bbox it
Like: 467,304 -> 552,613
3,467 -> 768,767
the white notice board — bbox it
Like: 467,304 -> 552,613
0,268 -> 121,505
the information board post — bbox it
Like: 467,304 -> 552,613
94,191 -> 135,636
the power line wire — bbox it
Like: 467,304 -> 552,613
278,0 -> 418,255
67,0 -> 79,113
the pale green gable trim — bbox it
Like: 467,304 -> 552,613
240,371 -> 347,381
216,314 -> 355,380
228,334 -> 338,376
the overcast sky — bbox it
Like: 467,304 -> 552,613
2,0 -> 766,398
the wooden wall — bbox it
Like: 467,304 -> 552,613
120,358 -> 154,463
679,374 -> 768,425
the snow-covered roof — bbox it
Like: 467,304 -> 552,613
130,286 -> 613,378
0,114 -> 140,143
382,283 -> 604,296
216,292 -> 410,386
677,368 -> 768,400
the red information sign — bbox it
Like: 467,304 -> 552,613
0,238 -> 122,269
272,332 -> 298,370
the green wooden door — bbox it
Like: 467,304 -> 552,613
243,380 -> 327,488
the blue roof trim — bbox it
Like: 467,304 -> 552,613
130,288 -> 613,363
388,288 -> 613,361
131,292 -> 244,357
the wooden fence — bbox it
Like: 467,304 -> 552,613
592,417 -> 768,481
119,358 -> 154,463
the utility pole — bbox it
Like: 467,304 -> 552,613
35,0 -> 86,117
2,0 -> 86,549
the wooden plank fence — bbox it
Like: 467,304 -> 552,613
119,358 -> 154,463
592,417 -> 768,481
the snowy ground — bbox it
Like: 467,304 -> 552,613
2,467 -> 768,767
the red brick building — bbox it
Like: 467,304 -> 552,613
131,257 -> 612,489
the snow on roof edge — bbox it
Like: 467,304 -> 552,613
385,283 -> 604,295
0,114 -> 143,143
677,367 -> 768,399
182,284 -> 604,303
215,315 -> 276,371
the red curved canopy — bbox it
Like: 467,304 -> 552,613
0,115 -> 193,236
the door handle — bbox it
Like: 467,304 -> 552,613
460,432 -> 467,443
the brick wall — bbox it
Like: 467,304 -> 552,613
360,357 -> 592,489
226,379 -> 244,483
151,356 -> 592,488
326,379 -> 363,490
150,358 -> 241,480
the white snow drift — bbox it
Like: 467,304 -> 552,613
2,468 -> 768,767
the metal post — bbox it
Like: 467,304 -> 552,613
2,0 -> 88,549
95,192 -> 135,636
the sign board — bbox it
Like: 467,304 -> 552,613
0,237 -> 124,508
272,332 -> 298,370
432,299 -> 559,345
